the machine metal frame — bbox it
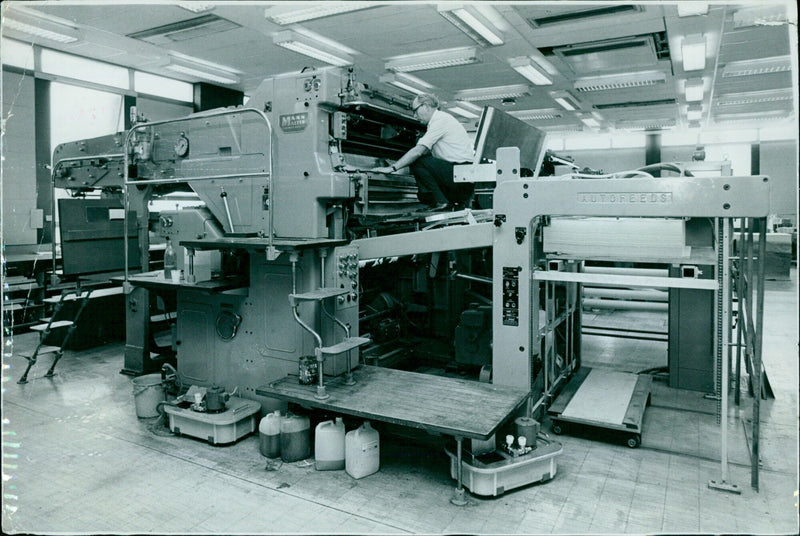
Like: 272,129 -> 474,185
490,147 -> 770,491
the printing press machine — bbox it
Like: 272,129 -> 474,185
51,66 -> 772,499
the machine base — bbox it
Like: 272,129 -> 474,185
445,439 -> 562,497
164,396 -> 260,445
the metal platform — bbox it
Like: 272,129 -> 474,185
257,365 -> 529,441
548,367 -> 652,448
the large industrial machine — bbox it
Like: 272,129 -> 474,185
50,65 -> 771,499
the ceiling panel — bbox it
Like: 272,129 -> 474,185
2,1 -> 795,132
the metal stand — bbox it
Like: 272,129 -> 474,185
450,436 -> 468,506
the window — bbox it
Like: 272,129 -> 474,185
40,49 -> 129,89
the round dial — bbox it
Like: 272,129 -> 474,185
174,134 -> 189,157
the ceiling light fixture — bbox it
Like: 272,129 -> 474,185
379,73 -> 435,95
273,31 -> 353,67
508,57 -> 552,85
549,90 -> 582,111
677,3 -> 709,17
447,104 -> 482,119
437,4 -> 504,47
616,118 -> 677,131
178,3 -> 215,13
733,5 -> 788,28
2,11 -> 81,44
721,55 -> 792,77
446,100 -> 483,117
454,84 -> 530,102
165,56 -> 240,85
265,2 -> 374,25
681,34 -> 707,71
574,71 -> 666,92
684,78 -> 704,102
686,104 -> 703,121
385,47 -> 479,72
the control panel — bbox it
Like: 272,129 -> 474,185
332,246 -> 359,311
502,266 -> 521,326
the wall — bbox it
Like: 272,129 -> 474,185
1,70 -> 39,245
136,96 -> 192,122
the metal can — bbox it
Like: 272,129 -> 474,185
298,356 -> 318,385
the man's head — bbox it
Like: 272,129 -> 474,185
412,93 -> 438,124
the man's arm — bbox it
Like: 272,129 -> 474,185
371,144 -> 428,174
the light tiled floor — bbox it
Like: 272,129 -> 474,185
2,272 -> 798,534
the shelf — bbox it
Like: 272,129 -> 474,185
320,337 -> 370,356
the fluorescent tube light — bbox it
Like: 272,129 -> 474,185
379,73 -> 434,95
577,113 -> 601,128
549,90 -> 582,111
178,3 -> 215,13
438,4 -> 504,47
681,34 -> 707,71
2,12 -> 81,44
454,84 -> 530,102
733,5 -> 788,28
385,47 -> 478,72
509,57 -> 552,86
447,105 -> 481,119
684,78 -> 704,102
266,2 -> 374,25
686,104 -> 703,121
273,31 -> 353,67
677,3 -> 709,17
166,57 -> 240,85
721,56 -> 792,77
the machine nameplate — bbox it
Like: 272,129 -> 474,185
279,113 -> 308,132
578,192 -> 673,204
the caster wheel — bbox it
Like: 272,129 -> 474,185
551,422 -> 563,435
627,435 -> 641,448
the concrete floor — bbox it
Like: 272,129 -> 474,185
2,272 -> 798,534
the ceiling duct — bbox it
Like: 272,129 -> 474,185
594,98 -> 676,110
552,35 -> 662,75
525,5 -> 642,28
574,71 -> 667,92
127,14 -> 240,45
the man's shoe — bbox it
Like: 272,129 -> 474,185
430,203 -> 450,211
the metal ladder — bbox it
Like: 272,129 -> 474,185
17,288 -> 94,384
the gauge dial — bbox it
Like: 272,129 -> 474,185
174,134 -> 189,157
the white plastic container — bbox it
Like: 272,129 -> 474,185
346,421 -> 380,479
315,417 -> 345,470
259,410 -> 282,458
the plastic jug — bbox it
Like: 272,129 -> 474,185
346,421 -> 380,479
280,413 -> 310,462
315,417 -> 345,470
259,410 -> 282,458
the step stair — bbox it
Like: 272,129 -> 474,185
31,320 -> 74,332
289,287 -> 349,306
17,345 -> 61,358
320,336 -> 370,356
